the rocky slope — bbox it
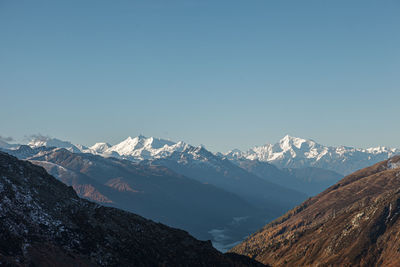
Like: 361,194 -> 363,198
0,151 -> 265,266
231,155 -> 400,266
3,146 -> 258,242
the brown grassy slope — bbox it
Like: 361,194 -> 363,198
231,156 -> 400,267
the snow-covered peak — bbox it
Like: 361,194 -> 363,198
223,149 -> 245,160
21,134 -> 192,162
107,136 -> 177,157
279,135 -> 315,150
109,136 -> 141,156
158,143 -> 223,168
28,136 -> 82,153
181,144 -> 210,156
387,156 -> 400,170
19,133 -> 400,176
90,135 -> 186,161
224,135 -> 400,175
365,146 -> 397,155
89,142 -> 111,153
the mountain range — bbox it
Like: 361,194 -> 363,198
8,134 -> 398,177
2,134 -> 399,252
141,145 -> 306,210
7,134 -> 399,195
3,146 -> 259,241
224,135 -> 399,175
0,151 -> 265,266
2,144 -> 307,252
2,133 -> 400,265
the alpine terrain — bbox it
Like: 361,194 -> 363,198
225,135 -> 399,175
0,151 -> 266,266
231,155 -> 400,267
2,145 -> 258,242
1,136 -> 312,251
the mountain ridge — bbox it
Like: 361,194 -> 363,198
3,135 -> 397,177
3,145 -> 258,242
224,135 -> 400,175
230,155 -> 400,266
0,151 -> 265,266
142,145 -> 307,211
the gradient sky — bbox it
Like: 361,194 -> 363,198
1,0 -> 399,152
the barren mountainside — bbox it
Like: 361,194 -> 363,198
0,151 -> 265,266
231,156 -> 400,267
3,146 -> 258,241
1,144 -> 308,252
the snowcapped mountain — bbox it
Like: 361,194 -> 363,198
0,140 -> 20,150
26,135 -> 188,161
23,134 -> 400,176
81,135 -> 188,161
89,142 -> 111,153
105,135 -> 187,160
224,135 -> 400,175
167,145 -> 223,166
28,136 -> 83,153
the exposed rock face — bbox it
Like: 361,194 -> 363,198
231,156 -> 400,267
0,151 -> 265,266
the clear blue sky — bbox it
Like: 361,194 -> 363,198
1,0 -> 399,152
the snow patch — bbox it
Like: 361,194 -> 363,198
388,160 -> 400,170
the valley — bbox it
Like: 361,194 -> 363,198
1,134 -> 398,253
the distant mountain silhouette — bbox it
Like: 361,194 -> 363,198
143,145 -> 307,213
232,158 -> 343,196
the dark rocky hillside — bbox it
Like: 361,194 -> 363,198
231,156 -> 400,266
0,151 -> 266,266
4,146 -> 258,241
